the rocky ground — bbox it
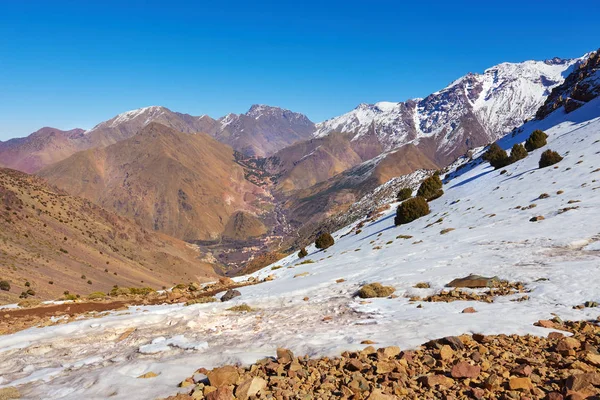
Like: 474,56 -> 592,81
166,318 -> 600,400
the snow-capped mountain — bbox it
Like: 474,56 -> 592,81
314,57 -> 582,164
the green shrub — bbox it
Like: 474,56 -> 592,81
64,294 -> 78,301
109,287 -> 130,296
129,287 -> 155,296
315,232 -> 334,250
539,150 -> 563,168
0,280 -> 10,291
394,197 -> 430,225
483,143 -> 509,169
298,247 -> 308,258
226,303 -> 255,312
416,175 -> 443,201
396,188 -> 412,201
358,283 -> 395,298
185,297 -> 218,306
525,130 -> 548,152
509,143 -> 528,163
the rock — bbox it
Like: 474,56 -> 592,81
263,274 -> 275,281
565,373 -> 600,391
219,277 -> 234,286
293,272 -> 309,278
420,374 -> 455,388
513,364 -> 533,377
462,307 -> 477,313
508,377 -> 534,391
367,389 -> 395,400
377,346 -> 401,359
447,274 -> 500,288
376,360 -> 396,374
361,340 -> 377,344
220,289 -> 241,302
0,387 -> 20,400
556,337 -> 581,354
451,361 -> 481,378
439,345 -> 454,360
548,331 -> 564,340
443,336 -> 466,351
137,371 -> 158,378
546,392 -> 564,400
235,377 -> 267,400
529,215 -> 545,222
276,348 -> 294,364
484,374 -> 502,390
346,359 -> 364,372
206,365 -> 239,387
584,352 -> 600,366
205,387 -> 234,400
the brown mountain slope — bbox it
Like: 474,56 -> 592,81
0,127 -> 85,173
0,168 -> 217,304
38,122 -> 266,241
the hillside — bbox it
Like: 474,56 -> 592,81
0,168 -> 217,304
2,84 -> 599,399
38,122 -> 268,242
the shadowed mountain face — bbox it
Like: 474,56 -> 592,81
39,123 -> 267,242
0,167 -> 217,304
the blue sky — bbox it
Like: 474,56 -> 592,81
1,0 -> 599,140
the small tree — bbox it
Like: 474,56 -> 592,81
394,197 -> 430,225
417,175 -> 443,201
298,247 -> 308,258
0,280 -> 10,291
539,150 -> 563,168
525,130 -> 548,152
397,188 -> 412,201
509,143 -> 528,163
315,232 -> 334,250
483,143 -> 509,169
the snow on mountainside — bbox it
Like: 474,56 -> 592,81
2,94 -> 600,399
314,57 -> 581,163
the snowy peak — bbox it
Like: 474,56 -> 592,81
314,55 -> 583,164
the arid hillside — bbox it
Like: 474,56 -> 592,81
0,168 -> 218,304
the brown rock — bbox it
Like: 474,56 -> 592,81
276,348 -> 294,364
546,393 -> 564,400
462,307 -> 477,313
0,387 -> 20,400
447,274 -> 499,288
439,345 -> 454,360
584,352 -> 600,366
451,361 -> 481,378
421,374 -> 455,388
537,320 -> 556,328
565,373 -> 600,391
529,216 -> 545,222
548,331 -> 564,340
206,366 -> 239,387
377,346 -> 401,359
235,377 -> 267,400
346,359 -> 364,372
556,337 -> 581,354
205,387 -> 233,400
443,336 -> 466,350
509,377 -> 533,391
137,371 -> 158,378
361,340 -> 377,344
484,374 -> 502,390
513,364 -> 533,377
376,360 -> 396,374
367,389 -> 395,400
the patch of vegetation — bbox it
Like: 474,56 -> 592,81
396,188 -> 412,201
414,282 -> 431,289
87,292 -> 106,300
185,297 -> 218,306
538,193 -> 550,199
416,175 -> 443,201
509,143 -> 528,163
298,247 -> 308,258
315,232 -> 334,250
525,130 -> 548,152
271,265 -> 282,270
539,150 -> 563,168
396,235 -> 413,239
395,197 -> 430,225
18,299 -> 41,308
358,283 -> 395,299
64,294 -> 78,301
296,259 -> 315,265
440,228 -> 455,235
226,303 -> 255,312
129,287 -> 155,296
0,280 -> 10,291
483,143 -> 510,169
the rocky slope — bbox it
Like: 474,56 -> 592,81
38,122 -> 267,242
0,167 -> 217,304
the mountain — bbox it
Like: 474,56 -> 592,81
314,57 -> 580,165
216,104 -> 315,157
38,122 -> 268,242
0,167 -> 217,304
0,127 -> 85,173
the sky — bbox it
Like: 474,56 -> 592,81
1,0 -> 599,140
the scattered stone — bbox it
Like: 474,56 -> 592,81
451,361 -> 481,378
138,371 -> 158,378
276,348 -> 294,364
462,307 -> 477,313
206,365 -> 239,387
220,289 -> 241,302
447,274 -> 500,288
509,377 -> 534,391
529,215 -> 545,222
235,377 -> 266,400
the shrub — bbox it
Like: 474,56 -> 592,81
88,291 -> 106,300
64,294 -> 78,301
416,175 -> 443,201
358,283 -> 395,298
509,143 -> 528,163
483,143 -> 509,169
0,280 -> 10,291
298,247 -> 308,258
394,197 -> 430,225
226,303 -> 255,312
315,232 -> 334,250
397,188 -> 412,201
185,297 -> 218,306
129,287 -> 155,296
525,130 -> 548,152
539,150 -> 563,168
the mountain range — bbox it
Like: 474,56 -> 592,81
1,50 -> 597,283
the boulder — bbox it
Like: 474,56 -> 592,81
276,348 -> 294,364
447,274 -> 500,288
206,387 -> 234,400
235,377 -> 267,400
220,289 -> 241,302
206,365 -> 239,387
508,377 -> 533,391
451,361 -> 481,378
